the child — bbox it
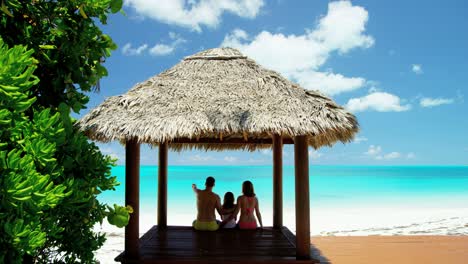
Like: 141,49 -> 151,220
220,192 -> 237,228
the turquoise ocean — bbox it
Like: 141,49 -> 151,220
98,165 -> 468,236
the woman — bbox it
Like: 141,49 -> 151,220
236,181 -> 263,229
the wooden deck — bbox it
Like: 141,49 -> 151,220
115,226 -> 324,264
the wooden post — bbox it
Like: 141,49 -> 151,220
272,134 -> 283,229
294,135 -> 310,260
157,142 -> 168,229
125,139 -> 140,259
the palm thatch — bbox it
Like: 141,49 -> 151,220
77,47 -> 358,151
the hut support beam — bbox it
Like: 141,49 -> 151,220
157,142 -> 168,229
125,139 -> 140,259
272,134 -> 283,229
294,135 -> 310,260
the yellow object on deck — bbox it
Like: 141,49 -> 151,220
192,220 -> 219,231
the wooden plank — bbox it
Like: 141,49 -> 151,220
158,142 -> 168,228
281,226 -> 297,247
273,134 -> 283,228
116,226 -> 316,264
125,139 -> 140,258
294,136 -> 311,260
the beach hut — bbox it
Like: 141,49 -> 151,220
78,47 -> 358,263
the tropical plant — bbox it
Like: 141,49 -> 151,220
0,0 -> 131,263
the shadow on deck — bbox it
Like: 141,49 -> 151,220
115,226 -> 329,264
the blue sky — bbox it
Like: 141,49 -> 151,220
80,0 -> 468,165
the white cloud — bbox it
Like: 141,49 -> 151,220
353,136 -> 368,143
310,1 -> 374,53
345,92 -> 411,112
224,156 -> 238,162
309,150 -> 322,159
291,71 -> 366,96
97,145 -> 125,164
420,97 -> 454,108
247,158 -> 266,164
365,145 -> 412,161
376,152 -> 401,160
150,44 -> 175,56
223,28 -> 249,45
125,0 -> 264,32
149,32 -> 186,56
365,145 -> 382,156
189,154 -> 214,162
412,64 -> 423,74
221,1 -> 374,96
122,43 -> 148,56
123,32 -> 186,57
223,29 -> 328,73
260,149 -> 272,156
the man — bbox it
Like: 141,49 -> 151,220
192,176 -> 222,231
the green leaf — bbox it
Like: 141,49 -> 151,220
6,149 -> 21,169
0,1 -> 13,17
110,0 -> 123,13
12,195 -> 32,201
15,97 -> 36,112
107,204 -> 131,228
13,186 -> 33,196
0,84 -> 20,93
38,45 -> 56,50
79,5 -> 88,19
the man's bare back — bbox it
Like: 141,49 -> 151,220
192,176 -> 222,223
195,189 -> 221,222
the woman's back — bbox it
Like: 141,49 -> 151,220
238,195 -> 258,224
235,180 -> 263,229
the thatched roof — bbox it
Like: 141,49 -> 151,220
78,47 -> 358,151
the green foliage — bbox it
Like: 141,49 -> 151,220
107,204 -> 134,228
0,39 -> 70,263
0,0 -> 122,109
0,0 -> 131,263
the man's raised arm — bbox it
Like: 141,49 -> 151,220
192,184 -> 200,194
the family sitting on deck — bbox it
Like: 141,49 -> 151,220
192,176 -> 263,231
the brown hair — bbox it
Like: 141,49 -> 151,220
223,192 -> 235,209
205,176 -> 215,187
242,180 -> 255,197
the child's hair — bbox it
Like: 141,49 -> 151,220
223,192 -> 235,209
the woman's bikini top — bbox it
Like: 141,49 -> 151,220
244,196 -> 255,215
